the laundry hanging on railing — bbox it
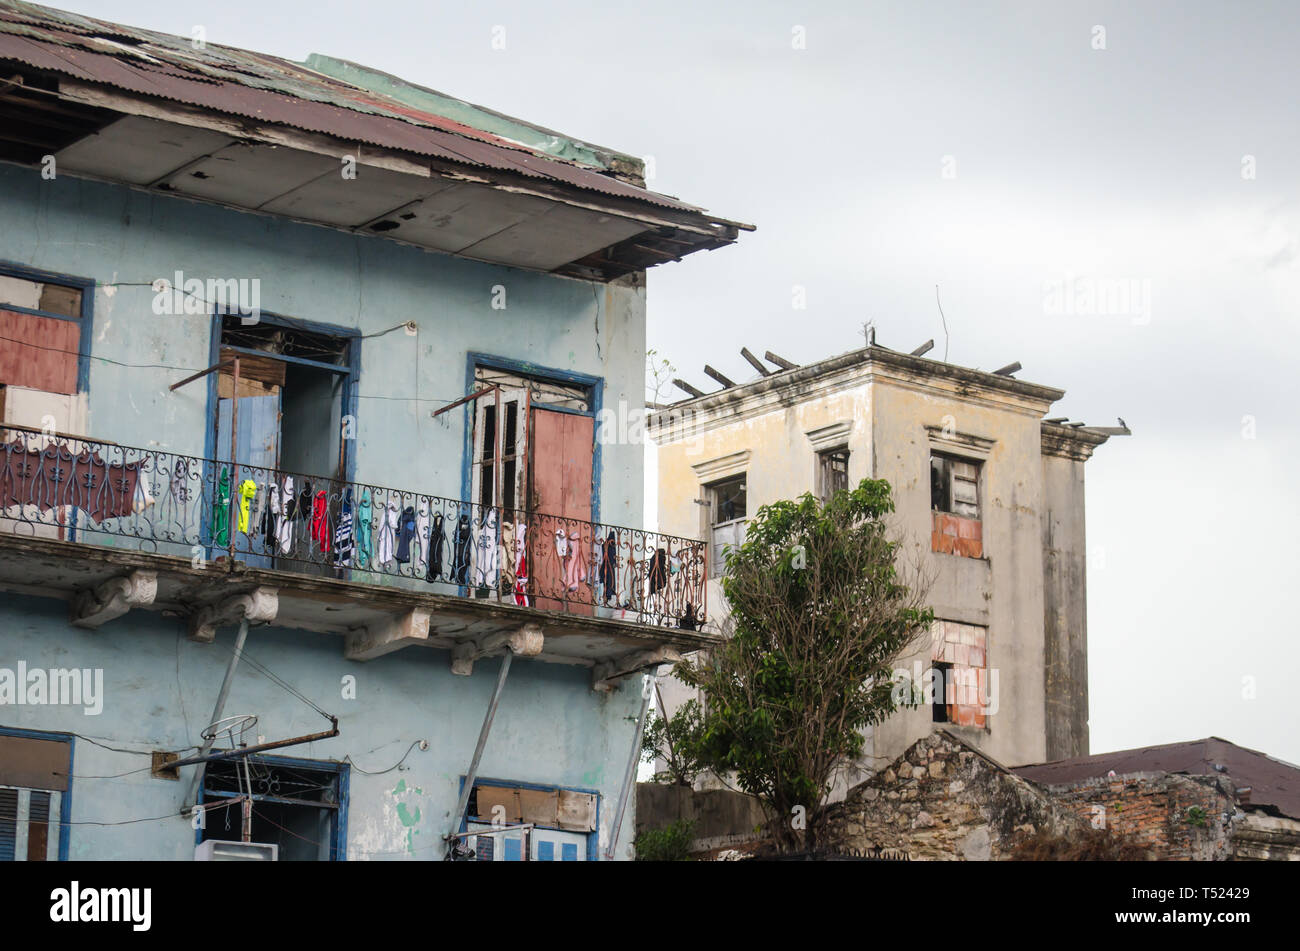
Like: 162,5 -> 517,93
451,512 -> 472,584
513,522 -> 529,606
211,467 -> 232,547
311,490 -> 331,554
425,512 -> 445,581
334,488 -> 354,567
375,499 -> 398,566
0,441 -> 143,521
237,478 -> 257,534
355,488 -> 373,569
395,505 -> 416,564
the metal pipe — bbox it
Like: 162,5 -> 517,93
604,676 -> 654,860
183,617 -> 250,809
446,650 -> 513,854
168,722 -> 339,771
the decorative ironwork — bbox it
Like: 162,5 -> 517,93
0,425 -> 707,629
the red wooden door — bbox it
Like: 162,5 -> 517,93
529,409 -> 594,614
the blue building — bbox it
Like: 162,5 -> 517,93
0,1 -> 748,861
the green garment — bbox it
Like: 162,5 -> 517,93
212,467 -> 231,547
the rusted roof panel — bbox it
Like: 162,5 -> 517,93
1014,737 -> 1300,820
0,1 -> 721,217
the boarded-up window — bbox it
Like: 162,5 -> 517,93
0,309 -> 79,395
0,274 -> 84,395
470,781 -> 598,833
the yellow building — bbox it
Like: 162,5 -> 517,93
647,344 -> 1124,794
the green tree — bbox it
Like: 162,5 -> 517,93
677,479 -> 932,852
641,697 -> 707,787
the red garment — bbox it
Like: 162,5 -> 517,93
310,490 -> 331,553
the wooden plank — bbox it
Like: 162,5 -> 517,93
0,309 -> 78,394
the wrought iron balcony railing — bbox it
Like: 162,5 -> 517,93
0,425 -> 707,630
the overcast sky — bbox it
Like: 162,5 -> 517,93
64,0 -> 1300,763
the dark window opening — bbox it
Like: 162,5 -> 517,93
707,475 -> 747,579
932,662 -> 953,723
930,453 -> 980,519
200,758 -> 344,861
818,447 -> 850,500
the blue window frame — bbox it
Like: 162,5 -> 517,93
458,774 -> 602,861
196,753 -> 350,861
0,260 -> 94,394
0,725 -> 74,861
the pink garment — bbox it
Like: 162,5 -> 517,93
563,530 -> 587,591
513,522 -> 529,606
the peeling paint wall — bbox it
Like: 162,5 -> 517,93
651,355 -> 1073,793
1,593 -> 643,860
0,163 -> 645,534
0,161 -> 650,859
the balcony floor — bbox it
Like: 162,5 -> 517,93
0,533 -> 718,681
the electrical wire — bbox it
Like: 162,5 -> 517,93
343,739 -> 423,775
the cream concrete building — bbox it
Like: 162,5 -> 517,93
647,344 -> 1123,795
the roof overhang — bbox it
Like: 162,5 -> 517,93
0,2 -> 753,281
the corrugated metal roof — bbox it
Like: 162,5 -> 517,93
1014,737 -> 1300,820
0,0 -> 718,217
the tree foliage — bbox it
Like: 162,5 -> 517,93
677,479 -> 932,851
641,697 -> 707,787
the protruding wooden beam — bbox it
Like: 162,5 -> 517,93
740,347 -> 771,376
345,608 -> 431,661
764,350 -> 799,371
70,569 -> 157,629
451,623 -> 544,676
672,378 -> 705,399
703,365 -> 737,389
910,339 -> 935,357
188,587 -> 279,643
993,361 -> 1022,376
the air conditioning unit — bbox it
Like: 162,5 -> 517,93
195,840 -> 278,861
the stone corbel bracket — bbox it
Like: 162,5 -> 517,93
345,608 -> 431,662
592,647 -> 681,693
450,623 -> 544,675
70,569 -> 157,629
188,587 -> 279,643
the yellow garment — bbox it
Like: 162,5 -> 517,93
237,479 -> 257,534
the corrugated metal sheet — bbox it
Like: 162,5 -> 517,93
0,0 -> 712,215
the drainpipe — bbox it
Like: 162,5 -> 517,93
446,649 -> 513,856
604,675 -> 654,861
183,617 -> 250,810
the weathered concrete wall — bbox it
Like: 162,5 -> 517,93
634,782 -> 767,852
868,372 -> 1050,769
823,731 -> 1086,860
1041,451 -> 1090,759
651,352 -> 1064,788
0,162 -> 645,533
1,593 -> 642,859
